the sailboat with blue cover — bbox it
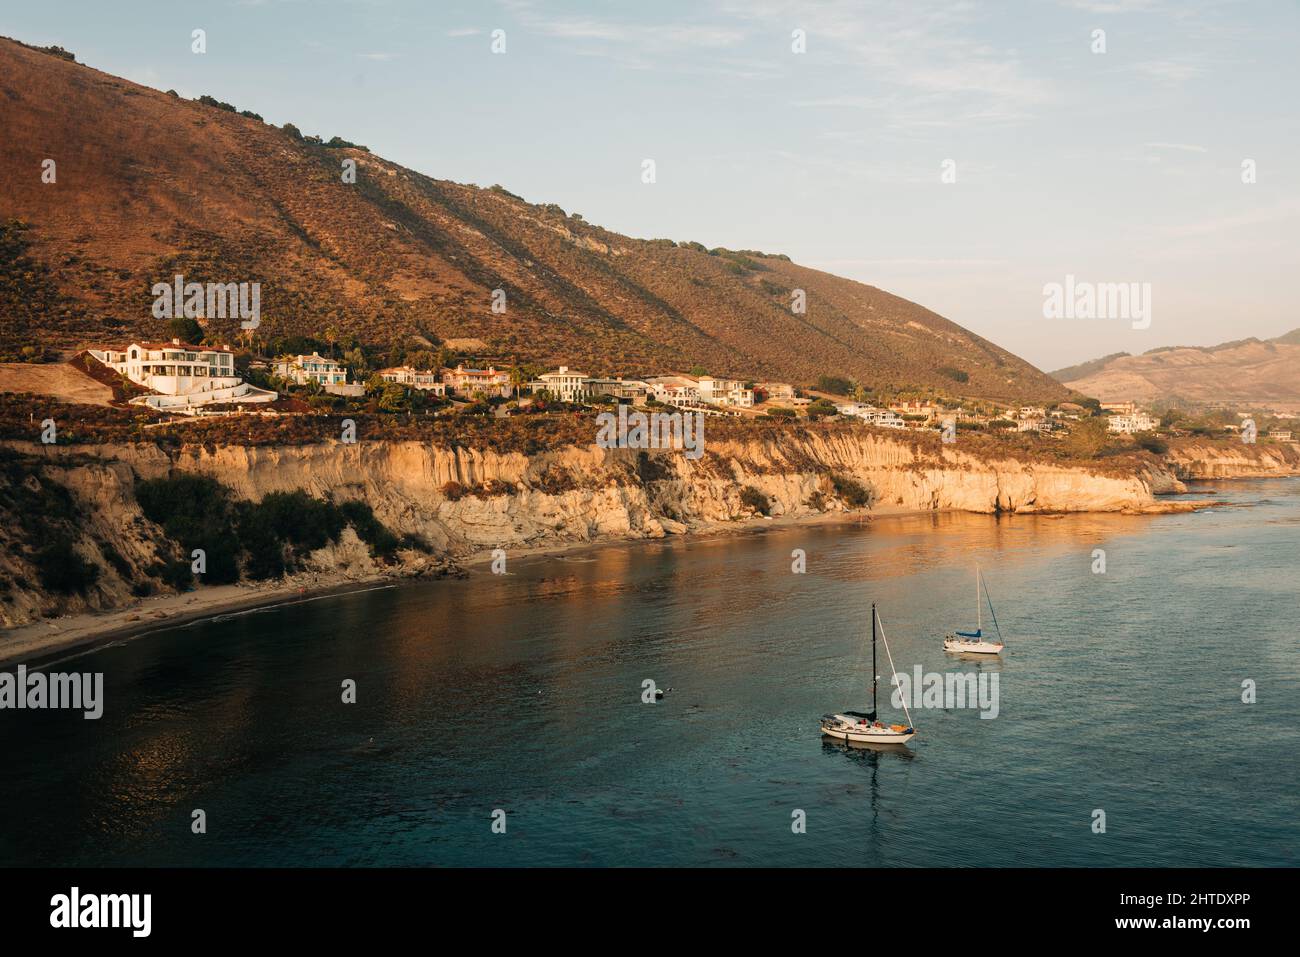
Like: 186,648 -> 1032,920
943,566 -> 1004,655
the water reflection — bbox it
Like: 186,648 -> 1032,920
0,479 -> 1296,866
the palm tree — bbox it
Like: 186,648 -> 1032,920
508,363 -> 526,400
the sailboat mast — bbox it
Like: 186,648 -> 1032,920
871,602 -> 878,718
976,566 -> 982,632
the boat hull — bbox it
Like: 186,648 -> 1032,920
944,637 -> 1003,655
820,718 -> 915,745
821,727 -> 915,744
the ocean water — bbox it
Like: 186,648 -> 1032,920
2,478 -> 1297,867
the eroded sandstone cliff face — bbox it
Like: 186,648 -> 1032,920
1163,441 -> 1300,480
1,431 -> 1187,629
69,431 -> 1185,545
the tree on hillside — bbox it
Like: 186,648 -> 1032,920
342,346 -> 368,375
508,364 -> 526,399
1063,416 -> 1110,457
816,374 -> 853,396
807,398 -> 839,420
405,349 -> 439,371
168,316 -> 204,344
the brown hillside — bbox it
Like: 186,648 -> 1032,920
0,37 -> 1067,402
1061,335 -> 1300,412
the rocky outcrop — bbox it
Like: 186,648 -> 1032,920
1163,441 -> 1300,479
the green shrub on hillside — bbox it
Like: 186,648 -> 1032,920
830,474 -> 873,508
35,536 -> 99,595
136,474 -> 241,584
807,399 -> 839,420
739,486 -> 771,515
1135,432 -> 1169,454
135,475 -> 396,584
815,375 -> 854,396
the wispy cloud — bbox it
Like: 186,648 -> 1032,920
1155,199 -> 1300,240
1059,0 -> 1170,12
724,0 -> 1054,131
1127,58 -> 1206,84
1144,142 -> 1208,153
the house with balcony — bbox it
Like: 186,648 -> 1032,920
273,353 -> 345,386
377,366 -> 446,395
756,381 -> 795,402
696,376 -> 754,408
533,366 -> 590,403
645,375 -> 704,409
837,404 -> 906,428
89,340 -> 276,410
443,364 -> 512,399
586,377 -> 650,405
1107,412 -> 1158,433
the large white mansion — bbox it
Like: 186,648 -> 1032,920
89,340 -> 277,411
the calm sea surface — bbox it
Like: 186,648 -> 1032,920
2,479 -> 1298,867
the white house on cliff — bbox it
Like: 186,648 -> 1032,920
89,340 -> 277,410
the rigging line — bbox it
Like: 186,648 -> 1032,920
874,614 -> 915,729
984,583 -> 1004,642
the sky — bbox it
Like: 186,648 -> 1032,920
4,0 -> 1298,371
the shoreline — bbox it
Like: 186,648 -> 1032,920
0,577 -> 397,670
0,496 -> 1225,669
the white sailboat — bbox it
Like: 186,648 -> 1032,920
821,603 -> 917,745
943,566 -> 1004,655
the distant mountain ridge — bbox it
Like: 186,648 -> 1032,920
0,36 -> 1070,403
1053,329 -> 1300,411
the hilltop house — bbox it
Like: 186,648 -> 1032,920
273,352 -> 363,395
1107,412 -> 1158,433
1018,417 -> 1054,434
889,401 -> 940,421
377,366 -> 446,395
533,366 -> 590,403
837,404 -> 905,428
89,340 -> 276,410
645,376 -> 703,409
586,377 -> 650,405
696,376 -> 754,408
756,381 -> 795,402
443,364 -> 511,399
1101,401 -> 1139,417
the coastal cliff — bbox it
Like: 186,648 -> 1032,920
1,429 -> 1191,631
1163,440 -> 1300,479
